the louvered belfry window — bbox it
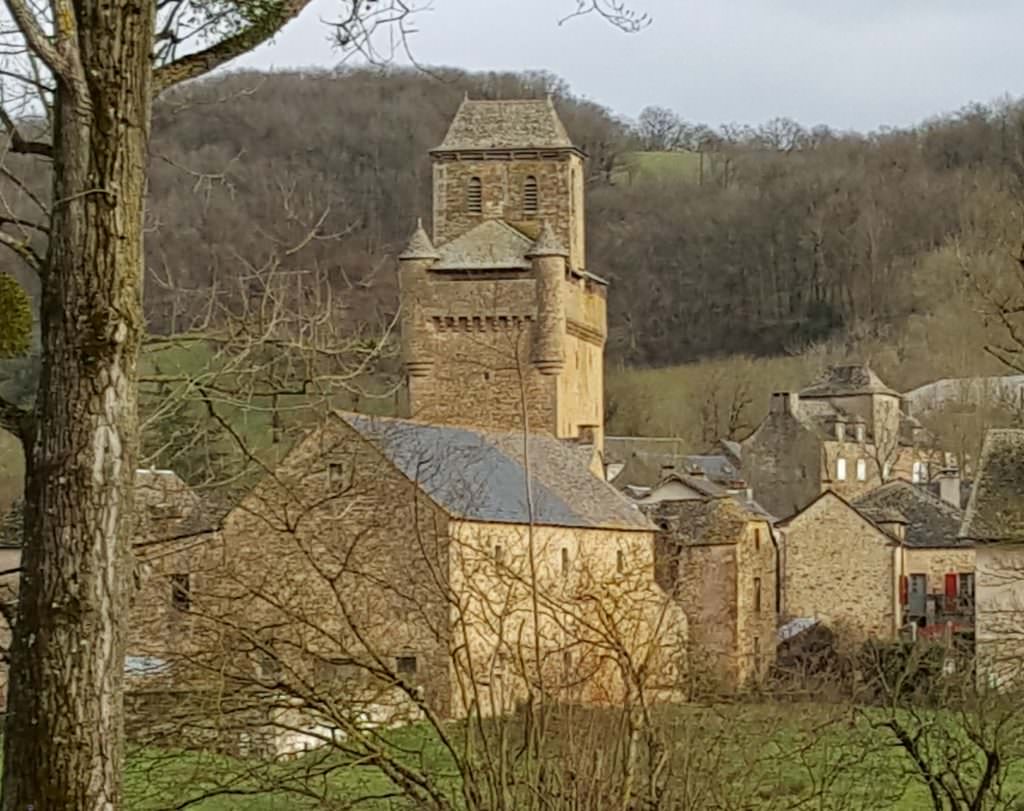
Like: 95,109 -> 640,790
467,176 -> 482,213
523,175 -> 539,215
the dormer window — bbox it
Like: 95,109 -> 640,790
467,177 -> 482,214
834,421 -> 846,442
523,175 -> 539,216
855,423 -> 865,443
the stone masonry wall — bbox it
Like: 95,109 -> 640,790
145,419 -> 458,719
432,153 -> 585,271
447,520 -> 685,716
782,493 -> 897,641
735,520 -> 778,686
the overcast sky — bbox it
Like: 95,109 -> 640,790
233,0 -> 1023,132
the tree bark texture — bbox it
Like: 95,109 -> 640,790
1,0 -> 153,805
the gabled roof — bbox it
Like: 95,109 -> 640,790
854,480 -> 967,549
603,436 -> 741,489
961,429 -> 1024,543
800,364 -> 900,398
433,220 -> 533,271
434,97 -> 575,152
339,413 -> 652,532
776,489 -> 897,544
642,496 -> 759,547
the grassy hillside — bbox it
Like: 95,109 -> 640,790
618,150 -> 704,184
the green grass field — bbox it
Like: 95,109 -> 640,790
617,150 -> 705,185
121,703 -> 1024,810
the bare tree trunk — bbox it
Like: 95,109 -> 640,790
1,3 -> 153,805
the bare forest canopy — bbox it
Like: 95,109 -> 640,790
6,66 -> 1024,371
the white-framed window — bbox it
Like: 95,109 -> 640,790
835,457 -> 847,481
856,459 -> 867,481
912,461 -> 929,484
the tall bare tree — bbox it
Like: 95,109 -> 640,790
0,0 -> 650,805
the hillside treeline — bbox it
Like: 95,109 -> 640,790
6,67 -> 1023,367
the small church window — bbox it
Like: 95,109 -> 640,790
835,458 -> 847,481
467,176 -> 482,214
856,459 -> 867,481
523,175 -> 539,215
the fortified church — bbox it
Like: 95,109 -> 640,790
398,96 -> 607,449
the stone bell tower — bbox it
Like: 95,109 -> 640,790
397,97 -> 606,450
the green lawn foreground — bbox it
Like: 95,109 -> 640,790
121,702 -> 1024,810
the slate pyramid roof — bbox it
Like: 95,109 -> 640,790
433,220 -> 533,271
435,97 -> 575,152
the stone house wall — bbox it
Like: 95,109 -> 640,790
901,548 -> 975,601
975,544 -> 1024,688
446,519 -> 686,716
734,519 -> 778,686
647,501 -> 775,692
780,492 -> 898,641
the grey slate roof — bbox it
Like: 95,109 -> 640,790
435,98 -> 575,152
800,364 -> 900,398
340,413 -> 652,532
399,219 -> 440,261
604,436 -> 742,490
854,480 -> 967,548
433,220 -> 532,271
961,429 -> 1024,542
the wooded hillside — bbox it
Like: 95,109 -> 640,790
8,66 -> 1019,370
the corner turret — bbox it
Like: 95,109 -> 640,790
398,219 -> 438,379
528,222 -> 568,376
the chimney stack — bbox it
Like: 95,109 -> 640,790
770,392 -> 800,417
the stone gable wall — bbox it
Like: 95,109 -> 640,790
781,494 -> 897,641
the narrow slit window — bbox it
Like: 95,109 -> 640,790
170,573 -> 191,612
561,548 -> 570,577
523,175 -> 539,215
467,176 -> 482,214
616,549 -> 625,574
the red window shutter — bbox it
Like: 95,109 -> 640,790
899,575 -> 908,605
945,573 -> 958,599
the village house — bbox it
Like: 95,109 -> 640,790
961,429 -> 1024,687
0,468 -> 217,709
853,479 -> 973,635
638,476 -> 777,692
776,490 -> 902,642
740,364 -> 939,518
777,475 -> 973,645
